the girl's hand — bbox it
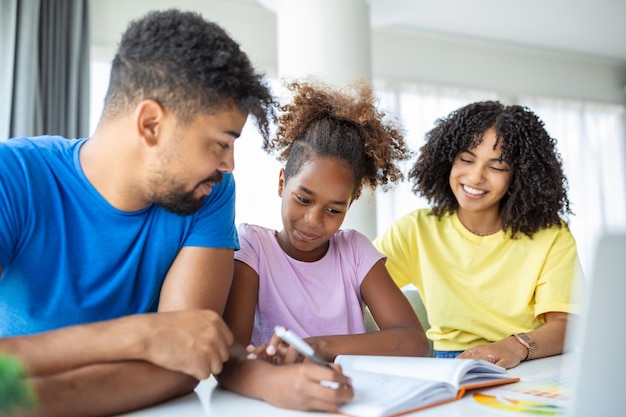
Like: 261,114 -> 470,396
245,343 -> 264,359
262,362 -> 353,411
247,330 -> 332,365
244,343 -> 276,362
245,339 -> 303,365
248,332 -> 312,364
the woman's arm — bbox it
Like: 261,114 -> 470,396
456,312 -> 575,369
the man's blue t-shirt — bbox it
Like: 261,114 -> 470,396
0,136 -> 239,336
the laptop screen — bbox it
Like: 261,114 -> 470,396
567,234 -> 625,416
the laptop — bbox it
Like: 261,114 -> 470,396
566,233 -> 626,416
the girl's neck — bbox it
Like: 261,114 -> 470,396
456,209 -> 502,236
274,230 -> 329,262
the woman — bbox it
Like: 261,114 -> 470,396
374,100 -> 584,369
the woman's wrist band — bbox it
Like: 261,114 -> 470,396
512,333 -> 537,361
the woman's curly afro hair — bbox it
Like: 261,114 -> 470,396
409,100 -> 572,238
267,79 -> 410,201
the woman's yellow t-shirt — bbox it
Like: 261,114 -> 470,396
373,209 -> 583,351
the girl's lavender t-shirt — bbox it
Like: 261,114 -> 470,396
235,223 -> 385,346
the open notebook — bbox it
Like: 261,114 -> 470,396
565,233 -> 626,416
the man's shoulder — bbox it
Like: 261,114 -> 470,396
2,135 -> 74,147
1,136 -> 83,159
194,172 -> 236,215
204,172 -> 235,199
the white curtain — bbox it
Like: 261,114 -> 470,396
518,96 -> 626,275
0,0 -> 37,140
374,81 -> 626,278
0,0 -> 90,140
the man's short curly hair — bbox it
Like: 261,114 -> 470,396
409,100 -> 572,238
267,79 -> 410,201
102,9 -> 277,142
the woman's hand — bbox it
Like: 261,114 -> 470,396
455,337 -> 527,369
456,312 -> 572,369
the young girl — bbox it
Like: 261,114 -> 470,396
217,79 -> 430,411
373,101 -> 584,369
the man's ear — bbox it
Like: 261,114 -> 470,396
278,168 -> 286,197
134,99 -> 165,147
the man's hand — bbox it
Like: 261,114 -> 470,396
136,310 -> 234,380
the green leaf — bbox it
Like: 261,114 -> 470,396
0,354 -> 36,415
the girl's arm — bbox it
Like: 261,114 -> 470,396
217,343 -> 353,411
216,261 -> 354,411
304,259 -> 431,360
222,260 -> 260,345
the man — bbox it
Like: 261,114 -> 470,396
0,9 -> 275,416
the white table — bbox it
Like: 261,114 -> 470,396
118,354 -> 569,417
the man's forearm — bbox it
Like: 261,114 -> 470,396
1,316 -> 145,377
15,361 -> 198,417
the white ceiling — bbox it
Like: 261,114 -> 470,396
254,0 -> 626,62
369,0 -> 626,62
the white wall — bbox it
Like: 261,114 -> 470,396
88,0 -> 626,270
89,0 -> 626,106
372,29 -> 626,105
89,0 -> 278,75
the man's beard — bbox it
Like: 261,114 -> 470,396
152,171 -> 223,216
